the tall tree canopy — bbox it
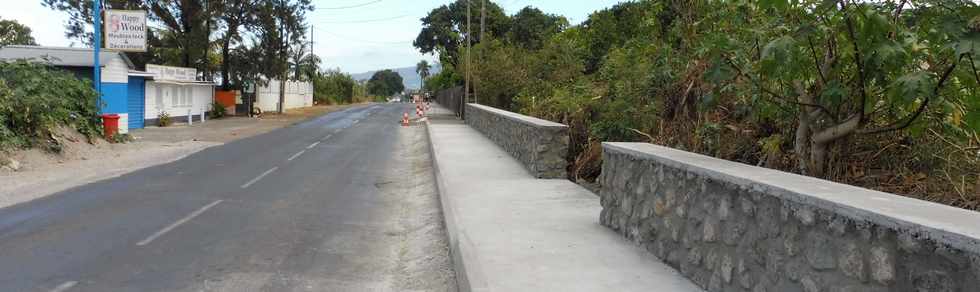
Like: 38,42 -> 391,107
414,0 -> 509,67
367,69 -> 405,97
416,60 -> 431,89
0,18 -> 37,46
253,0 -> 312,82
218,0 -> 257,89
150,0 -> 217,75
507,7 -> 568,50
42,0 -> 314,88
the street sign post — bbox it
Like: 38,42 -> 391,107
93,0 -> 101,111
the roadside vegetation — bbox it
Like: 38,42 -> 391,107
418,0 -> 980,209
367,69 -> 406,98
312,69 -> 388,104
0,60 -> 101,151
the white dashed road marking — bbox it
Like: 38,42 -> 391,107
288,150 -> 306,161
307,141 -> 320,149
49,281 -> 77,292
137,200 -> 224,246
241,167 -> 279,189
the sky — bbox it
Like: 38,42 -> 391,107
0,0 -> 625,74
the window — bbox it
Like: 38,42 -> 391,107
183,87 -> 192,107
170,85 -> 179,107
154,84 -> 163,108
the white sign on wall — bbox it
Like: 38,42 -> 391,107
104,10 -> 147,52
146,64 -> 198,82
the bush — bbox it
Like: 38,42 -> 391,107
0,60 -> 101,150
314,70 -> 356,104
109,133 -> 134,144
209,101 -> 226,119
158,111 -> 173,127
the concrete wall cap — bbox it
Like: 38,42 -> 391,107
466,103 -> 567,128
602,142 -> 980,254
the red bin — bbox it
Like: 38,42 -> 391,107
101,114 -> 121,139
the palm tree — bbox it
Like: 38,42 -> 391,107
416,60 -> 431,91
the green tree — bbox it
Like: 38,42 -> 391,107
150,0 -> 218,75
253,0 -> 312,112
578,1 -> 655,73
506,7 -> 568,50
217,0 -> 258,89
711,0 -> 980,177
416,60 -> 431,90
424,62 -> 462,92
366,69 -> 405,97
289,42 -> 319,81
0,18 -> 38,46
468,39 -> 527,110
414,0 -> 509,67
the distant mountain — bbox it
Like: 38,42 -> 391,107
351,64 -> 441,90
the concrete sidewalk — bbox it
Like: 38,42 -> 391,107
425,106 -> 702,292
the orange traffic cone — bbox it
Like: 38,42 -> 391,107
402,113 -> 410,127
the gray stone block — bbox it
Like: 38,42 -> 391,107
464,104 -> 568,178
598,143 -> 980,292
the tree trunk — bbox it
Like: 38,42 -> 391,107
808,115 -> 860,178
808,140 -> 829,178
221,37 -> 232,90
279,78 -> 286,113
795,107 -> 812,175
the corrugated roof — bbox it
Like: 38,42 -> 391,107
0,45 -> 134,69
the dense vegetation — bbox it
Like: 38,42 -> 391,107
0,61 -> 101,151
314,70 -> 357,104
367,69 -> 405,97
419,0 -> 980,209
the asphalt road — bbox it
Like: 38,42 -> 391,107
0,103 -> 455,291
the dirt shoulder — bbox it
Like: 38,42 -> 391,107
0,104 -> 360,209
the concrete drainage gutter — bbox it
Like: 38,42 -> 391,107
423,119 -> 488,292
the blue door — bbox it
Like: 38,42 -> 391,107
127,76 -> 146,129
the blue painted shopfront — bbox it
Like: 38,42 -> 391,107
127,76 -> 146,129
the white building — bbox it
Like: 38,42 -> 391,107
255,79 -> 313,112
144,64 -> 216,125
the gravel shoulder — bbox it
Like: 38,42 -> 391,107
0,104 -> 358,209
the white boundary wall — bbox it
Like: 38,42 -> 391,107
255,80 -> 313,112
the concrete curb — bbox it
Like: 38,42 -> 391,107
423,119 -> 490,292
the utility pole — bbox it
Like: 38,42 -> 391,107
310,24 -> 315,102
465,0 -> 471,108
278,0 -> 288,114
480,0 -> 485,40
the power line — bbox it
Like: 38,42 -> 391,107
316,0 -> 382,10
315,28 -> 413,45
317,14 -> 413,24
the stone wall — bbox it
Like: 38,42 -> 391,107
465,104 -> 568,178
599,142 -> 980,292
